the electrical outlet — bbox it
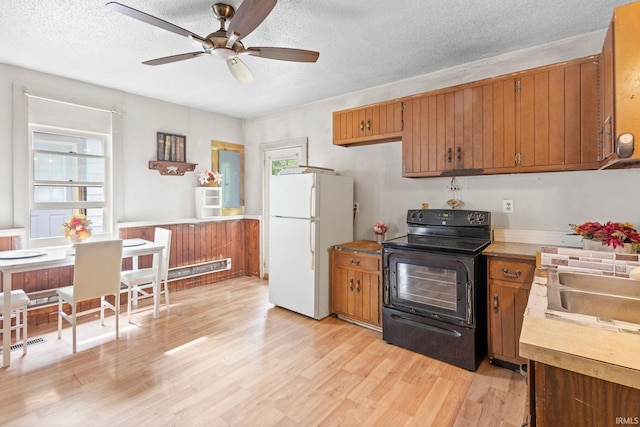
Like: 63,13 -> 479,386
502,199 -> 514,214
354,202 -> 359,212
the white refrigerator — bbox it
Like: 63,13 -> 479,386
269,173 -> 354,319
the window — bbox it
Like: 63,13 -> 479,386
29,126 -> 110,240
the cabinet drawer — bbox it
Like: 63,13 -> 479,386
332,251 -> 380,272
489,258 -> 535,285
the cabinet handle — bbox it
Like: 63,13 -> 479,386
603,115 -> 612,137
349,258 -> 360,266
366,119 -> 371,131
356,279 -> 361,293
456,146 -> 462,162
360,120 -> 365,132
493,294 -> 499,313
514,152 -> 522,165
447,147 -> 452,163
349,278 -> 354,292
502,268 -> 522,278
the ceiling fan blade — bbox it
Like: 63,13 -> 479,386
246,47 -> 319,63
106,2 -> 207,44
227,57 -> 254,84
143,52 -> 207,66
226,0 -> 277,41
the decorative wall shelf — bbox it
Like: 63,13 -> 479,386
148,160 -> 197,176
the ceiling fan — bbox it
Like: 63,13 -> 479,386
105,0 -> 319,84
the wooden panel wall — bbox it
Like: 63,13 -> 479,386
1,219 -> 260,326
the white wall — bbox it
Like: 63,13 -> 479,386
0,63 -> 244,228
243,30 -> 640,241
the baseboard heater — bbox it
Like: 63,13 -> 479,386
167,258 -> 232,281
24,258 -> 232,309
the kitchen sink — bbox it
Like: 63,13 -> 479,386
547,271 -> 640,327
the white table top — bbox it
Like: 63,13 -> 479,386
1,239 -> 164,368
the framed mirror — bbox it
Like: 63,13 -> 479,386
211,141 -> 244,215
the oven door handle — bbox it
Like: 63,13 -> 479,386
466,281 -> 473,324
383,266 -> 389,305
390,313 -> 462,337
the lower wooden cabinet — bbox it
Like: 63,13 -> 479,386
487,256 -> 536,367
330,241 -> 382,328
529,361 -> 640,427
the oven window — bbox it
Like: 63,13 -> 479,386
397,263 -> 457,311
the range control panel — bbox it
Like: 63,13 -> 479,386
407,209 -> 491,227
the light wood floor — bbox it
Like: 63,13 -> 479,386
0,276 -> 527,426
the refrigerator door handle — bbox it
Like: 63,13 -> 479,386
309,220 -> 315,270
309,182 -> 316,218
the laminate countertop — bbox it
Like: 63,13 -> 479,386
519,269 -> 640,390
483,242 -> 540,260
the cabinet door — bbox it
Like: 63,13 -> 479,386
447,87 -> 485,171
331,265 -> 350,316
403,94 -> 446,175
489,282 -> 530,365
600,1 -> 640,167
488,257 -> 535,366
517,58 -> 599,170
600,23 -> 615,161
482,78 -> 518,169
352,271 -> 380,325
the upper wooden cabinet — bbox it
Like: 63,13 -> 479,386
402,56 -> 600,177
333,100 -> 404,146
516,58 -> 599,171
599,1 -> 640,168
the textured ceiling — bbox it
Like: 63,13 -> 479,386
0,0 -> 630,119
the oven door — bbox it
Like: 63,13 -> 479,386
384,247 -> 475,326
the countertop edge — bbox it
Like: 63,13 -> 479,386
483,242 -> 540,260
116,215 -> 261,228
520,274 -> 640,390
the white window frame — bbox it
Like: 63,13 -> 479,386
27,124 -> 113,248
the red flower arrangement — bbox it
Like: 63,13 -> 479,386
570,221 -> 640,249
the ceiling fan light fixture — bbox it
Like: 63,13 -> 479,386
211,47 -> 237,60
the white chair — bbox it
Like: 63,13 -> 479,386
56,239 -> 123,353
0,290 -> 30,356
121,228 -> 172,323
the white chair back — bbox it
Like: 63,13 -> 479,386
73,240 -> 123,302
153,228 -> 172,280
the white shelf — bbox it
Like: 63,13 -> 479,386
195,187 -> 222,218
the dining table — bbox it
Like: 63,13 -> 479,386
0,238 -> 164,368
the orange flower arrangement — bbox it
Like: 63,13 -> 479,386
61,214 -> 92,241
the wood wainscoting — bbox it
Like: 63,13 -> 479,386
0,219 -> 260,327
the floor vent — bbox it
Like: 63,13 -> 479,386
0,337 -> 47,353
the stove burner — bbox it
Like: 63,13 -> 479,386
384,234 -> 490,254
